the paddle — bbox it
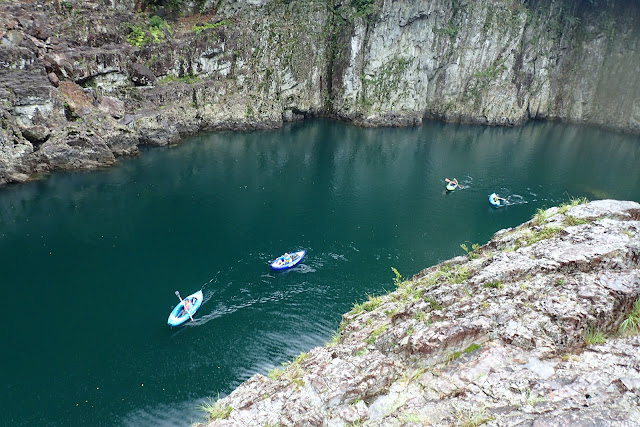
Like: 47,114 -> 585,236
175,291 -> 194,322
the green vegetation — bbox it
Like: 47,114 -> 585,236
350,293 -> 384,315
126,15 -> 171,47
584,325 -> 606,345
444,351 -> 462,363
483,281 -> 503,289
148,15 -> 171,39
287,365 -> 305,389
267,365 -> 285,380
267,355 -> 306,388
411,263 -> 470,293
524,389 -> 546,406
460,243 -> 481,260
452,404 -> 493,427
532,226 -> 561,243
463,343 -> 482,353
156,74 -> 200,85
424,297 -> 442,311
472,62 -> 506,81
413,310 -> 430,324
391,267 -> 402,287
446,343 -> 482,363
135,0 -> 214,16
360,55 -> 413,109
558,196 -> 589,214
464,59 -> 507,101
409,367 -> 427,381
384,305 -> 401,318
565,215 -> 588,226
365,324 -> 388,345
351,0 -> 377,17
531,207 -> 552,226
451,265 -> 470,284
292,351 -> 309,366
619,298 -> 640,336
193,19 -> 233,35
416,264 -> 450,288
434,25 -> 458,38
327,323 -> 344,346
58,0 -> 73,13
403,413 -> 422,423
198,397 -> 232,421
400,366 -> 428,385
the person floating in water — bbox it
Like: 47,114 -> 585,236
445,178 -> 463,190
490,193 -> 507,205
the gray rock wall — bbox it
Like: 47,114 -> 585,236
331,0 -> 640,129
1,0 -> 640,185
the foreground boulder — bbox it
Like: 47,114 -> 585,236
199,199 -> 640,426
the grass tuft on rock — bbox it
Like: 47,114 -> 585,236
584,325 -> 606,345
558,196 -> 589,214
198,397 -> 232,421
619,298 -> 640,336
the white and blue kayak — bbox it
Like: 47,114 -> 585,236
270,250 -> 305,271
489,193 -> 505,208
167,290 -> 203,327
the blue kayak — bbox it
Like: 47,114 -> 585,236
167,290 -> 203,327
270,250 -> 305,271
489,193 -> 504,208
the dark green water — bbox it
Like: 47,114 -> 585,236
1,119 -> 639,426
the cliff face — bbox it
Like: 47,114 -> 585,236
196,199 -> 640,426
331,0 -> 640,128
1,0 -> 640,185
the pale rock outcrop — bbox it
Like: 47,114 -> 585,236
198,199 -> 640,426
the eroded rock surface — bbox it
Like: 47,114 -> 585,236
199,199 -> 640,426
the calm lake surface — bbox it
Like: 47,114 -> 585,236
1,119 -> 639,426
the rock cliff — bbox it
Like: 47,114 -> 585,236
196,199 -> 640,426
1,0 -> 640,185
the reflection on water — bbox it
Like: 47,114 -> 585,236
0,119 -> 639,426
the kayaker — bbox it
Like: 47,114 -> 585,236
183,298 -> 192,314
284,253 -> 292,263
491,194 -> 507,203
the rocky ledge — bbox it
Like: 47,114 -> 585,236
197,199 -> 640,426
